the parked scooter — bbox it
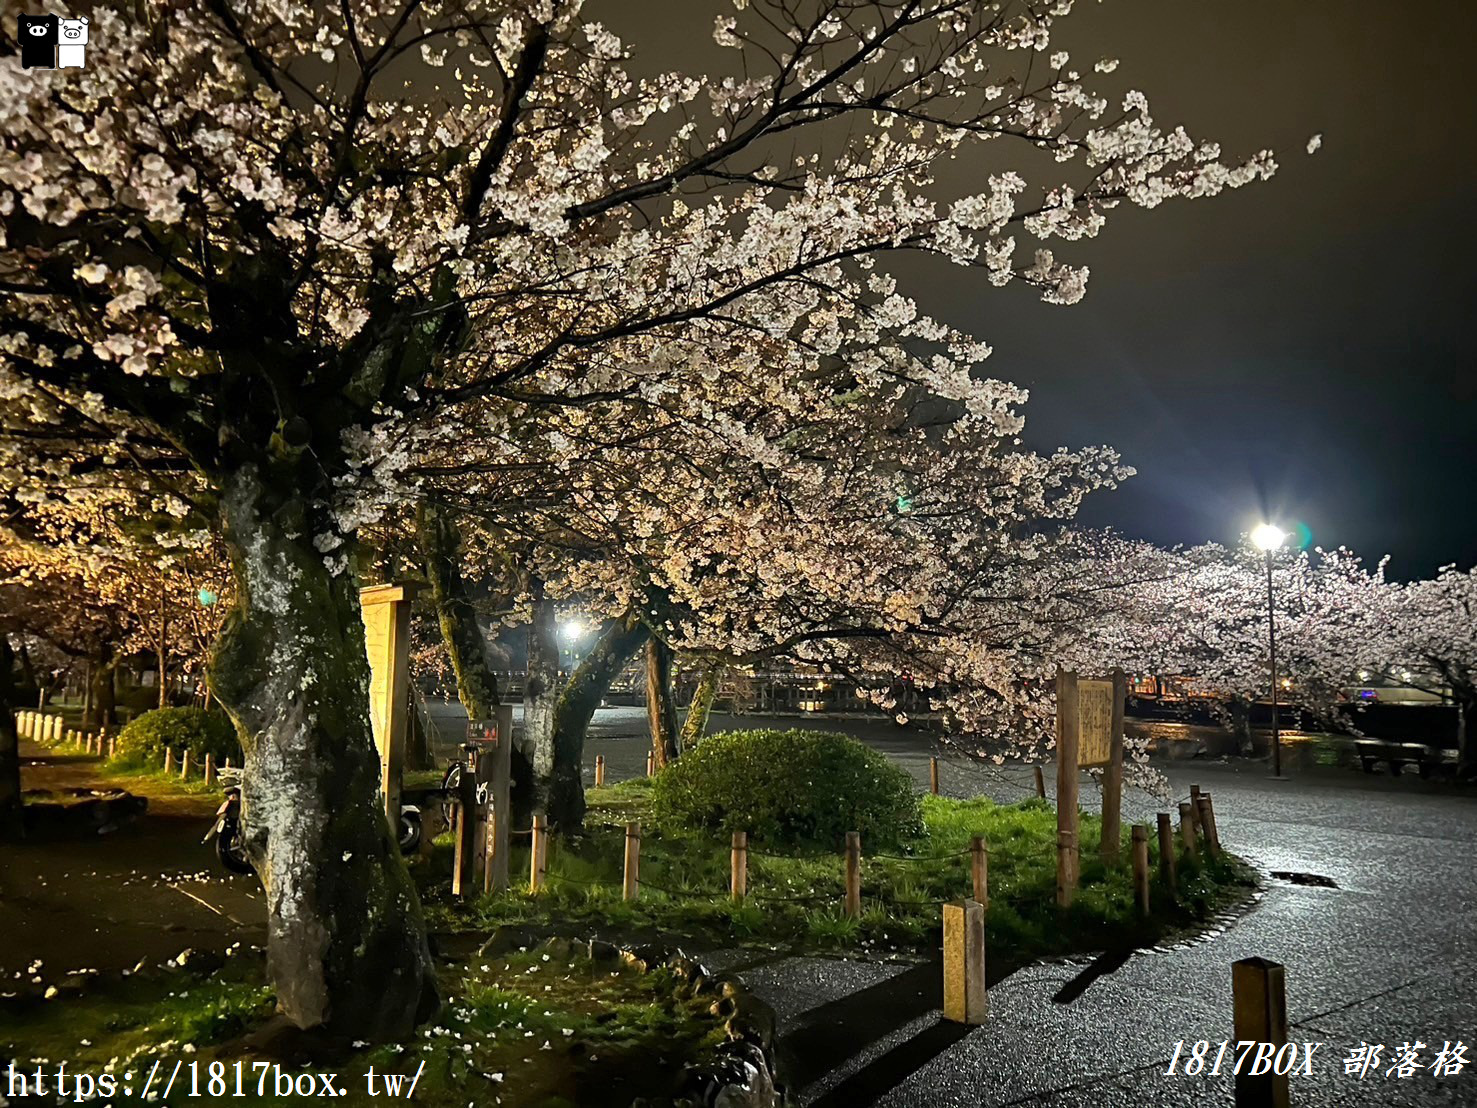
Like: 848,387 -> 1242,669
205,768 -> 423,875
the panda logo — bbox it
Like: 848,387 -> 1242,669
17,14 -> 58,69
57,16 -> 88,68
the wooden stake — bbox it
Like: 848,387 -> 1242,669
942,899 -> 988,1025
1201,792 -> 1222,853
1055,669 -> 1080,908
970,835 -> 989,909
180,749 -> 190,779
594,754 -> 605,787
1132,824 -> 1150,916
1157,812 -> 1177,888
1034,764 -> 1046,799
731,830 -> 748,901
645,749 -> 655,776
929,756 -> 940,795
164,747 -> 174,775
529,814 -> 548,893
1197,795 -> 1219,858
107,734 -> 115,759
452,744 -> 479,898
1179,801 -> 1199,864
204,753 -> 216,786
1100,668 -> 1126,863
623,822 -> 641,901
844,831 -> 862,918
1232,958 -> 1290,1108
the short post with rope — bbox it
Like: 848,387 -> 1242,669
164,747 -> 174,775
204,753 -> 215,786
623,821 -> 641,902
1033,764 -> 1046,799
645,749 -> 654,777
970,834 -> 988,909
180,749 -> 191,779
594,755 -> 605,787
1200,793 -> 1222,855
731,830 -> 747,902
1157,812 -> 1177,889
929,756 -> 940,795
1132,824 -> 1150,916
844,831 -> 862,918
529,814 -> 548,893
1179,801 -> 1200,864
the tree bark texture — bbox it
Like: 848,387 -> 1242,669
212,466 -> 438,1039
678,660 -> 724,752
548,614 -> 650,828
646,637 -> 679,767
415,502 -> 534,824
84,648 -> 118,731
524,583 -> 561,815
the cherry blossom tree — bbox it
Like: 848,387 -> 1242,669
2,0 -> 1277,1035
1388,567 -> 1477,775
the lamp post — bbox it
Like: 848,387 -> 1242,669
1250,523 -> 1288,778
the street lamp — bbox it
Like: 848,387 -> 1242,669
1251,523 -> 1288,777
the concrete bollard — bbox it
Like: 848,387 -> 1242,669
204,753 -> 216,786
942,899 -> 988,1025
1157,812 -> 1177,888
623,822 -> 641,902
1232,958 -> 1290,1108
1034,764 -> 1046,799
844,831 -> 862,918
930,756 -> 940,795
1178,801 -> 1199,864
1132,824 -> 1151,916
164,747 -> 174,775
731,830 -> 748,902
17,711 -> 28,740
594,755 -> 605,787
52,716 -> 63,743
529,814 -> 548,893
970,835 -> 989,909
1200,793 -> 1222,854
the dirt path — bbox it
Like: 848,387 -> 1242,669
0,740 -> 265,992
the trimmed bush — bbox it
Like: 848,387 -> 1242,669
650,729 -> 922,848
115,707 -> 240,767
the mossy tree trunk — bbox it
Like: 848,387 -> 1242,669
212,465 -> 438,1039
525,581 -> 561,815
0,636 -> 22,840
415,502 -> 535,825
548,614 -> 649,828
678,660 -> 724,752
84,647 -> 119,731
646,637 -> 679,768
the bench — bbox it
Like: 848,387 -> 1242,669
1354,739 -> 1446,778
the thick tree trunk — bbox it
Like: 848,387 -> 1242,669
415,503 -> 535,824
84,650 -> 118,730
212,466 -> 438,1039
678,660 -> 724,752
525,583 -> 561,815
0,637 -> 23,840
548,615 -> 650,828
646,638 -> 679,768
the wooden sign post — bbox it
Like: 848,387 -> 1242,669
1055,666 -> 1127,906
360,582 -> 419,828
483,703 -> 515,894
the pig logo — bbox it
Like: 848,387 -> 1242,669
56,16 -> 87,68
17,13 -> 58,69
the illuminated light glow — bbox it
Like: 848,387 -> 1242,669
1250,523 -> 1288,552
198,587 -> 217,607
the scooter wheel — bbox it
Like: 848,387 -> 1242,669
216,826 -> 256,875
398,808 -> 423,854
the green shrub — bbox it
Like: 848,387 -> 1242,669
115,707 -> 240,767
650,729 -> 921,848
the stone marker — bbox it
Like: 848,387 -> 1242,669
942,899 -> 988,1025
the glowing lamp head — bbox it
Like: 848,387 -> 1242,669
1251,523 -> 1288,552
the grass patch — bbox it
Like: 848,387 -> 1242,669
0,946 -> 727,1107
423,783 -> 1256,966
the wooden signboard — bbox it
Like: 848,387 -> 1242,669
361,583 -> 418,826
1055,667 -> 1127,907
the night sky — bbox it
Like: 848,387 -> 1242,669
607,0 -> 1477,579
